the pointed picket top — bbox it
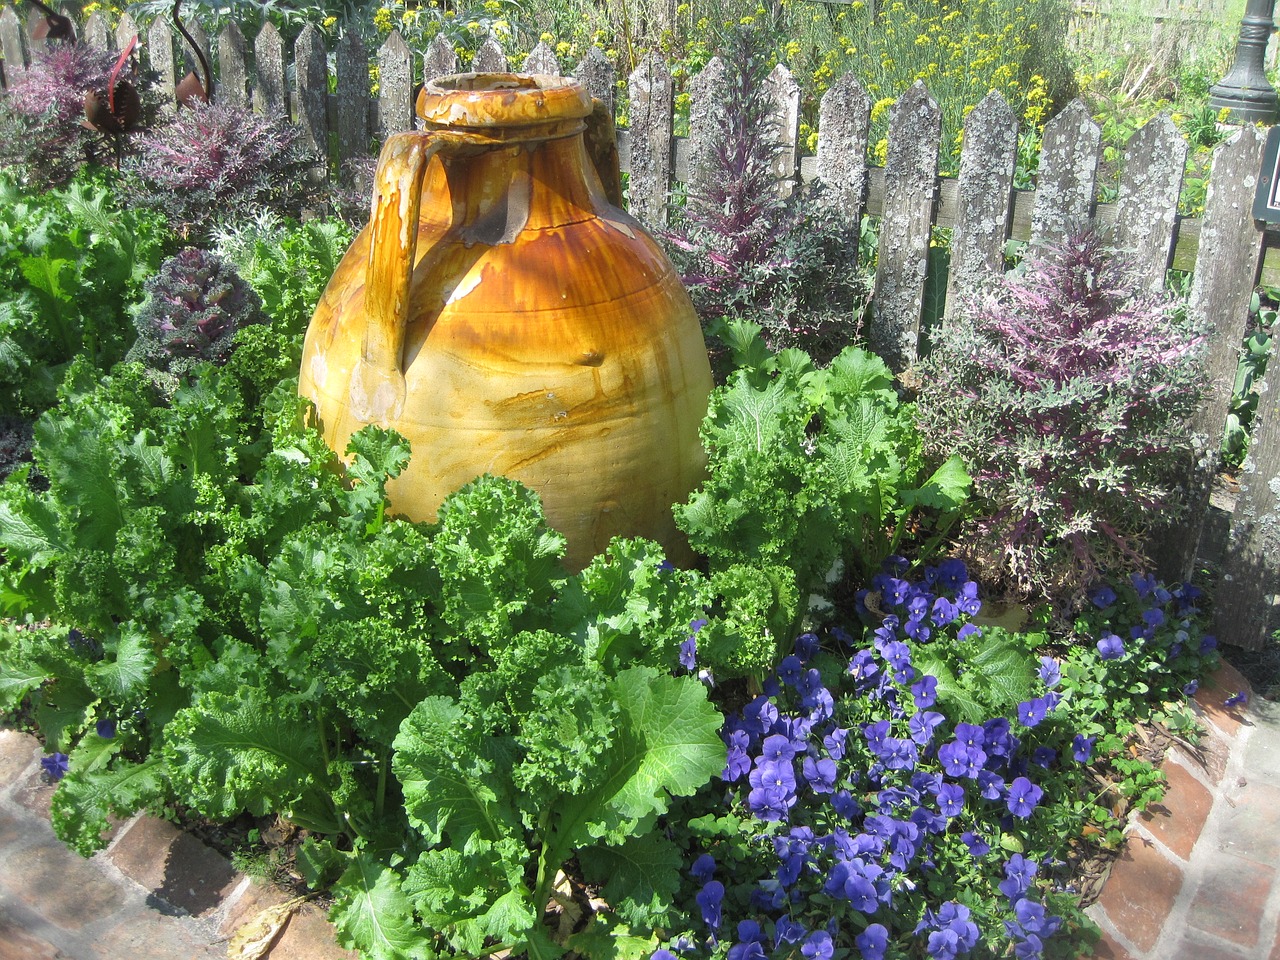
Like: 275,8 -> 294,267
472,35 -> 507,73
524,39 -> 560,76
945,90 -> 1017,318
84,10 -> 114,51
423,32 -> 458,81
145,15 -> 177,107
626,50 -> 674,226
1028,98 -> 1100,257
217,20 -> 249,106
765,62 -> 801,190
116,12 -> 139,58
817,72 -> 871,220
378,29 -> 414,138
686,56 -> 728,209
575,46 -> 615,116
296,23 -> 329,156
0,6 -> 27,80
1113,113 -> 1188,291
254,21 -> 286,116
335,28 -> 370,169
870,80 -> 941,372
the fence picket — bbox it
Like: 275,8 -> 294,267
686,56 -> 727,209
84,10 -> 112,51
816,72 -> 871,226
1113,114 -> 1187,290
472,35 -> 507,72
336,29 -> 370,174
295,24 -> 329,158
253,22 -> 286,116
626,51 -> 674,227
1216,366 -> 1280,648
217,21 -> 249,107
146,16 -> 178,108
116,13 -> 139,61
181,19 -> 209,79
524,39 -> 560,75
0,7 -> 26,85
1157,126 -> 1268,584
766,63 -> 801,192
423,33 -> 458,81
1028,99 -> 1100,256
945,90 -> 1017,318
377,30 -> 413,139
869,81 -> 941,371
574,46 -> 614,117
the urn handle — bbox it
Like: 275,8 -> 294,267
354,130 -> 473,424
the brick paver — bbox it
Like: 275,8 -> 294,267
1187,854 -> 1275,947
1137,757 -> 1214,860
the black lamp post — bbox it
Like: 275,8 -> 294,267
1208,0 -> 1279,124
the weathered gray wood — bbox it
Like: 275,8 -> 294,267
685,56 -> 727,209
574,47 -> 614,117
422,33 -> 458,82
145,16 -> 177,108
472,36 -> 507,73
1158,126 -> 1268,582
180,19 -> 209,79
84,11 -> 113,51
253,22 -> 286,116
1028,99 -> 1100,257
335,29 -> 370,168
217,21 -> 249,107
524,39 -> 559,75
1216,363 -> 1280,649
25,9 -> 45,55
1113,113 -> 1188,291
945,91 -> 1017,318
870,82 -> 941,371
295,24 -> 329,159
116,13 -> 139,59
765,63 -> 801,192
0,7 -> 26,83
377,30 -> 413,138
816,72 -> 870,222
626,51 -> 674,227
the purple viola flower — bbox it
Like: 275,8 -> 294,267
760,733 -> 799,763
773,915 -> 806,949
831,790 -> 861,820
1200,634 -> 1218,654
1142,607 -> 1166,629
976,769 -> 1005,800
681,619 -> 706,671
864,719 -> 892,753
912,675 -> 938,709
722,729 -> 751,782
727,920 -> 767,960
1031,746 -> 1056,769
1097,633 -> 1125,660
690,853 -> 716,883
849,648 -> 880,683
695,880 -> 724,930
823,727 -> 848,760
879,736 -> 918,771
957,580 -> 982,615
1006,777 -> 1044,819
777,655 -> 804,687
931,594 -> 960,627
1182,678 -> 1199,696
883,576 -> 912,607
856,923 -> 889,960
1017,697 -> 1049,728
802,756 -> 838,794
41,752 -> 69,782
1037,656 -> 1060,689
795,633 -> 821,661
1089,583 -> 1117,608
957,622 -> 983,642
962,831 -> 991,856
748,758 -> 798,821
909,710 -> 946,746
999,854 -> 1037,900
1131,572 -> 1157,598
1225,690 -> 1249,708
937,782 -> 965,817
96,718 -> 117,739
954,723 -> 985,750
1072,734 -> 1096,763
801,930 -> 834,960
883,641 -> 912,674
651,951 -> 677,960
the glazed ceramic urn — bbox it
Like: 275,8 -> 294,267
298,73 -> 714,569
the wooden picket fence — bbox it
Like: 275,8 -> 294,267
1,7 -> 1277,649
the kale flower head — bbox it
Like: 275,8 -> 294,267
127,248 -> 264,393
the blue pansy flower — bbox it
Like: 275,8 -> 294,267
1006,777 -> 1044,818
1097,633 -> 1125,660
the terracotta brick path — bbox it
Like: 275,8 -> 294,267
1,660 -> 1278,959
1087,661 -> 1280,959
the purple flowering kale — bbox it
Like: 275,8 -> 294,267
916,228 -> 1205,606
126,248 -> 264,395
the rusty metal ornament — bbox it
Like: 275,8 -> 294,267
299,74 -> 714,570
171,0 -> 213,106
26,0 -> 73,43
83,35 -> 140,135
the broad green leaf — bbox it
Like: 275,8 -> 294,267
0,655 -> 48,711
900,454 -> 971,512
330,855 -> 431,960
394,696 -> 521,849
51,754 -> 166,857
578,832 -> 682,927
87,626 -> 156,701
0,494 -> 63,566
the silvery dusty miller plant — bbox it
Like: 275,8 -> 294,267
913,228 -> 1205,607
